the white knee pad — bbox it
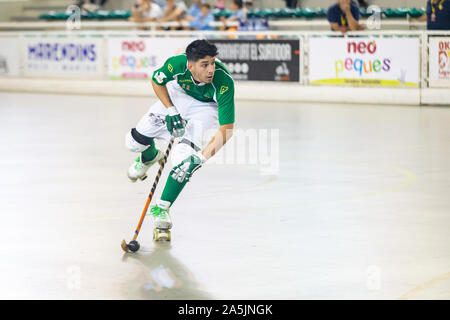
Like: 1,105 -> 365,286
125,131 -> 148,153
171,141 -> 197,166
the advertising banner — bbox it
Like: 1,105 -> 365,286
309,37 -> 420,87
107,37 -> 194,80
0,37 -> 20,76
23,36 -> 104,78
429,37 -> 450,88
210,39 -> 300,82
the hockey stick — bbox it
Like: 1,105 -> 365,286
121,135 -> 175,253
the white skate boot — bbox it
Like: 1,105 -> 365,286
149,201 -> 172,241
127,151 -> 163,182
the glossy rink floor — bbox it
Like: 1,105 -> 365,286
0,91 -> 449,300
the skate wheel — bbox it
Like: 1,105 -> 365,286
140,174 -> 147,181
153,228 -> 171,241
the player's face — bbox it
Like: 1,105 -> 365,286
201,6 -> 210,15
189,56 -> 216,83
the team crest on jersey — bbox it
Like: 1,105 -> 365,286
220,86 -> 228,94
168,64 -> 173,73
154,71 -> 167,84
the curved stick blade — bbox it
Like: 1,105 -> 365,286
121,239 -> 130,252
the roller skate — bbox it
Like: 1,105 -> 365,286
149,203 -> 172,241
127,151 -> 163,182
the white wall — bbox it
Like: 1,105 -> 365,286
0,78 -> 427,105
0,0 -> 31,22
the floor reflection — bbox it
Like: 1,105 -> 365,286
120,242 -> 212,299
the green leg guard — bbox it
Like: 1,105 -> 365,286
141,141 -> 158,163
160,174 -> 188,205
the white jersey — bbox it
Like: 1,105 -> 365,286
175,1 -> 187,13
142,3 -> 163,19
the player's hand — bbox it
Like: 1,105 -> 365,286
165,106 -> 186,138
170,153 -> 206,183
341,2 -> 351,14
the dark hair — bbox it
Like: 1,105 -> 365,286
201,3 -> 211,10
186,40 -> 218,62
233,0 -> 243,9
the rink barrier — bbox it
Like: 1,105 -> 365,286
0,30 -> 449,106
0,19 -> 428,31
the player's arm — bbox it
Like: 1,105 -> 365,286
346,15 -> 365,31
170,74 -> 235,183
202,74 -> 235,160
151,56 -> 187,137
151,79 -> 175,108
202,123 -> 234,160
170,122 -> 234,183
345,6 -> 365,31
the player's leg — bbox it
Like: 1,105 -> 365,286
126,81 -> 189,184
125,102 -> 170,182
149,142 -> 197,230
125,129 -> 163,182
150,104 -> 219,229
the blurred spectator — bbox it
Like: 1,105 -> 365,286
327,0 -> 365,33
285,0 -> 298,9
185,0 -> 203,22
220,0 -> 246,30
158,0 -> 188,23
188,3 -> 214,30
76,0 -> 108,12
357,0 -> 369,8
411,0 -> 450,30
215,0 -> 225,10
129,0 -> 163,22
154,0 -> 166,10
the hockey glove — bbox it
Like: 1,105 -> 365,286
170,153 -> 206,183
165,106 -> 186,138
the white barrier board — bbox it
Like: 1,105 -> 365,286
22,36 -> 104,78
107,37 -> 194,80
429,37 -> 450,88
309,37 -> 420,87
0,38 -> 20,76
